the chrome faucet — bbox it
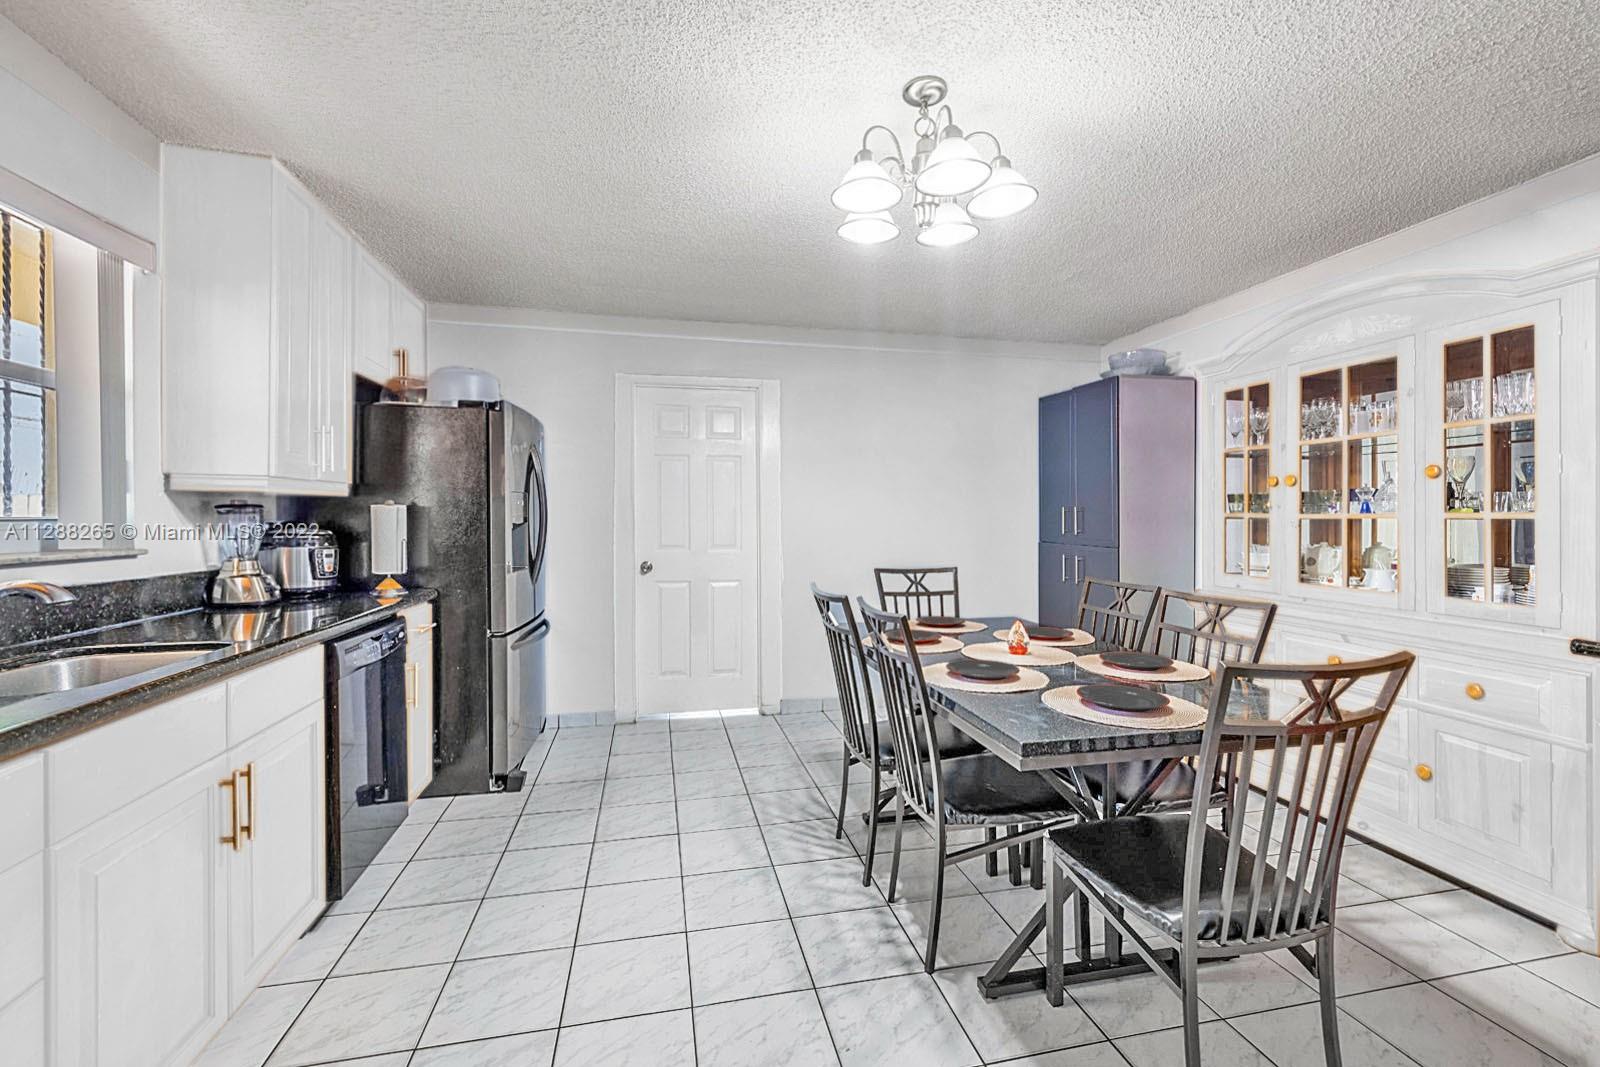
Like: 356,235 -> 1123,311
0,580 -> 78,605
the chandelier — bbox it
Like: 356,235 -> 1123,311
831,75 -> 1038,247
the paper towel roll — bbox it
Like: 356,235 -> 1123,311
369,502 -> 409,576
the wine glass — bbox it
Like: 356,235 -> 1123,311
1249,407 -> 1270,445
1226,412 -> 1244,447
1446,454 -> 1477,512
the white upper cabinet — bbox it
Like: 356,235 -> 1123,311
352,241 -> 427,386
163,146 -> 424,494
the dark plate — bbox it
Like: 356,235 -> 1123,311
916,616 -> 967,629
945,657 -> 1020,682
1101,651 -> 1173,672
887,627 -> 944,645
1029,626 -> 1073,640
1078,683 -> 1170,713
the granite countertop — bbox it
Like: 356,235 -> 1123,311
0,588 -> 437,762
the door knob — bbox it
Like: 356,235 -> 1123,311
1424,464 -> 1442,479
639,561 -> 654,575
1283,474 -> 1298,487
1266,475 -> 1280,487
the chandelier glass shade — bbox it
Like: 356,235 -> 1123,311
830,75 -> 1036,247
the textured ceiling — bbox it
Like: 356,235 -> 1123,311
6,1 -> 1600,344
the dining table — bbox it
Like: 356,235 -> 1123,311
895,615 -> 1281,1001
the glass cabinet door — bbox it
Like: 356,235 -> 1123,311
1425,305 -> 1560,626
1294,356 -> 1402,594
1221,380 -> 1274,583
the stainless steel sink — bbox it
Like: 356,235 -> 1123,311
0,647 -> 224,701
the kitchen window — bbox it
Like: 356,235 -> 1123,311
0,201 -> 135,560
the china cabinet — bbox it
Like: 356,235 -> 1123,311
1195,262 -> 1598,949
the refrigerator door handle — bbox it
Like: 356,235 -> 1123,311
511,617 -> 550,651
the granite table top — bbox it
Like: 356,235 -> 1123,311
0,588 -> 437,762
909,616 -> 1281,771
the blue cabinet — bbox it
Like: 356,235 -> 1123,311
1038,376 -> 1196,623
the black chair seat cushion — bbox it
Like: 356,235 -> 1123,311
877,715 -> 986,763
1049,812 -> 1324,942
931,755 -> 1076,826
1075,759 -> 1198,809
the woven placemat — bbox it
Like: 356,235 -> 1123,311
991,628 -> 1094,647
1042,684 -> 1209,729
962,641 -> 1076,667
865,634 -> 965,656
913,618 -> 988,635
925,661 -> 1050,694
1074,653 -> 1211,684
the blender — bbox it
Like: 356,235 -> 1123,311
209,501 -> 282,606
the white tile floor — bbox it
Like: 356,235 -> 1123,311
199,709 -> 1600,1067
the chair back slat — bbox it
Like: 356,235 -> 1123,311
810,584 -> 877,766
1074,577 -> 1159,649
1148,589 -> 1277,667
875,567 -> 960,619
1184,652 -> 1413,950
856,598 -> 942,822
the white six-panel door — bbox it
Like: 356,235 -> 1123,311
633,384 -> 760,713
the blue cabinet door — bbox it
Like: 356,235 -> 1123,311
1070,378 -> 1120,548
1039,392 -> 1072,543
1038,542 -> 1077,626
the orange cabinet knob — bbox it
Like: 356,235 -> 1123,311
1327,654 -> 1343,665
1267,475 -> 1280,487
1284,474 -> 1299,487
1466,682 -> 1485,700
1424,464 -> 1442,479
1415,764 -> 1434,782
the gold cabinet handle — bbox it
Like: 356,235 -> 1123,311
1424,464 -> 1442,480
1465,682 -> 1485,700
1415,763 -> 1434,782
219,772 -> 241,851
1327,654 -> 1343,665
238,763 -> 255,842
1284,474 -> 1299,487
1266,475 -> 1280,488
412,622 -> 437,634
406,663 -> 417,709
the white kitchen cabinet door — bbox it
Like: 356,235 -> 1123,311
50,754 -> 231,1067
1414,710 -> 1553,885
0,983 -> 45,1067
313,213 -> 352,484
226,703 -> 325,1007
270,173 -> 321,484
402,604 -> 435,801
351,244 -> 394,383
392,285 -> 427,378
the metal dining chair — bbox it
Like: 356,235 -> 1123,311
857,599 -> 1076,972
874,566 -> 960,619
1044,651 -> 1415,1067
1075,576 -> 1160,649
1075,588 -> 1279,817
811,585 -> 984,886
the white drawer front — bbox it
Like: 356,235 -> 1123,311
49,683 -> 228,843
1414,710 -> 1553,884
0,853 -> 43,1004
1417,657 -> 1587,741
1278,633 -> 1414,705
227,646 -> 324,745
1352,759 -> 1412,831
0,752 -> 44,870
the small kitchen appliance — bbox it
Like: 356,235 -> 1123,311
208,501 -> 281,607
260,524 -> 340,597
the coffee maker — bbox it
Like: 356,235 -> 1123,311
209,501 -> 282,607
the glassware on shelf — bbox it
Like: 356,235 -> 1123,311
1493,491 -> 1513,513
1446,453 -> 1478,512
1446,379 -> 1486,423
1226,413 -> 1245,447
1492,370 -> 1535,417
1373,461 -> 1398,513
1248,407 -> 1270,445
1299,397 -> 1340,440
1369,398 -> 1395,431
1351,486 -> 1376,514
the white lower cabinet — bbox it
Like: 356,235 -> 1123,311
45,648 -> 327,1066
225,704 -> 326,1007
401,603 -> 435,801
0,983 -> 45,1065
50,752 -> 233,1067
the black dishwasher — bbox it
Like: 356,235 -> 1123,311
325,619 -> 409,899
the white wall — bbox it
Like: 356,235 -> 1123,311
428,308 -> 1098,714
0,14 -> 211,584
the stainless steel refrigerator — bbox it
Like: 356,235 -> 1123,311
305,400 -> 549,793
